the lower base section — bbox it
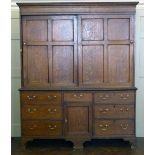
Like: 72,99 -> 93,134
21,136 -> 136,150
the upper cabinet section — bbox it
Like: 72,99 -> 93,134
19,2 -> 138,89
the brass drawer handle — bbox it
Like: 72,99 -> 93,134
73,94 -> 83,98
29,125 -> 37,130
120,94 -> 129,100
48,108 -> 57,112
28,108 -> 37,113
99,124 -> 109,131
120,108 -> 129,112
99,108 -> 109,113
99,94 -> 109,100
120,124 -> 128,130
27,95 -> 36,100
48,125 -> 57,130
48,95 -> 57,100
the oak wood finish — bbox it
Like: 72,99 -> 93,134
17,2 -> 138,149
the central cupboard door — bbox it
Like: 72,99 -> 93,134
64,103 -> 92,137
22,16 -> 77,88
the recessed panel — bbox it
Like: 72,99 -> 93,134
108,18 -> 130,40
82,19 -> 104,41
67,106 -> 89,134
52,46 -> 74,84
27,46 -> 49,84
82,46 -> 104,84
108,45 -> 130,83
26,20 -> 48,41
52,20 -> 73,41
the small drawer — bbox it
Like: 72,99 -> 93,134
95,105 -> 114,118
115,92 -> 135,104
22,121 -> 62,136
94,91 -> 135,104
114,105 -> 134,118
115,120 -> 134,135
94,120 -> 134,136
22,105 -> 62,120
64,92 -> 92,102
95,120 -> 114,136
95,105 -> 134,118
94,92 -> 114,103
21,91 -> 61,105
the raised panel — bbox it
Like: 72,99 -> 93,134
52,46 -> 74,85
25,46 -> 49,86
26,20 -> 48,41
52,19 -> 73,41
65,106 -> 90,136
82,19 -> 104,41
82,46 -> 104,84
108,18 -> 130,40
108,45 -> 130,83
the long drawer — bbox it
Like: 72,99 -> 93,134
21,91 -> 61,105
95,120 -> 134,136
22,121 -> 62,136
95,105 -> 134,118
22,105 -> 62,120
94,91 -> 135,104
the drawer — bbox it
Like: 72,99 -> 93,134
115,120 -> 134,135
115,92 -> 135,104
95,120 -> 114,136
64,92 -> 92,102
22,121 -> 62,136
22,105 -> 62,120
95,105 -> 134,118
21,91 -> 61,105
94,92 -> 114,104
95,105 -> 114,118
94,120 -> 134,136
94,91 -> 135,104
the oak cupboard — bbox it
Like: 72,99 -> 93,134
17,2 -> 138,149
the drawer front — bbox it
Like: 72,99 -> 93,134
94,92 -> 114,103
64,92 -> 92,102
115,120 -> 134,135
95,105 -> 134,118
95,105 -> 114,118
115,92 -> 135,104
115,105 -> 134,118
22,105 -> 62,120
94,120 -> 134,136
21,91 -> 61,105
94,91 -> 135,104
22,121 -> 62,136
95,120 -> 114,136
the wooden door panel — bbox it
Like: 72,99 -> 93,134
52,46 -> 74,85
26,20 -> 48,41
24,46 -> 49,87
82,19 -> 104,41
108,18 -> 130,40
107,45 -> 130,83
65,105 -> 91,136
52,19 -> 74,41
82,45 -> 104,84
